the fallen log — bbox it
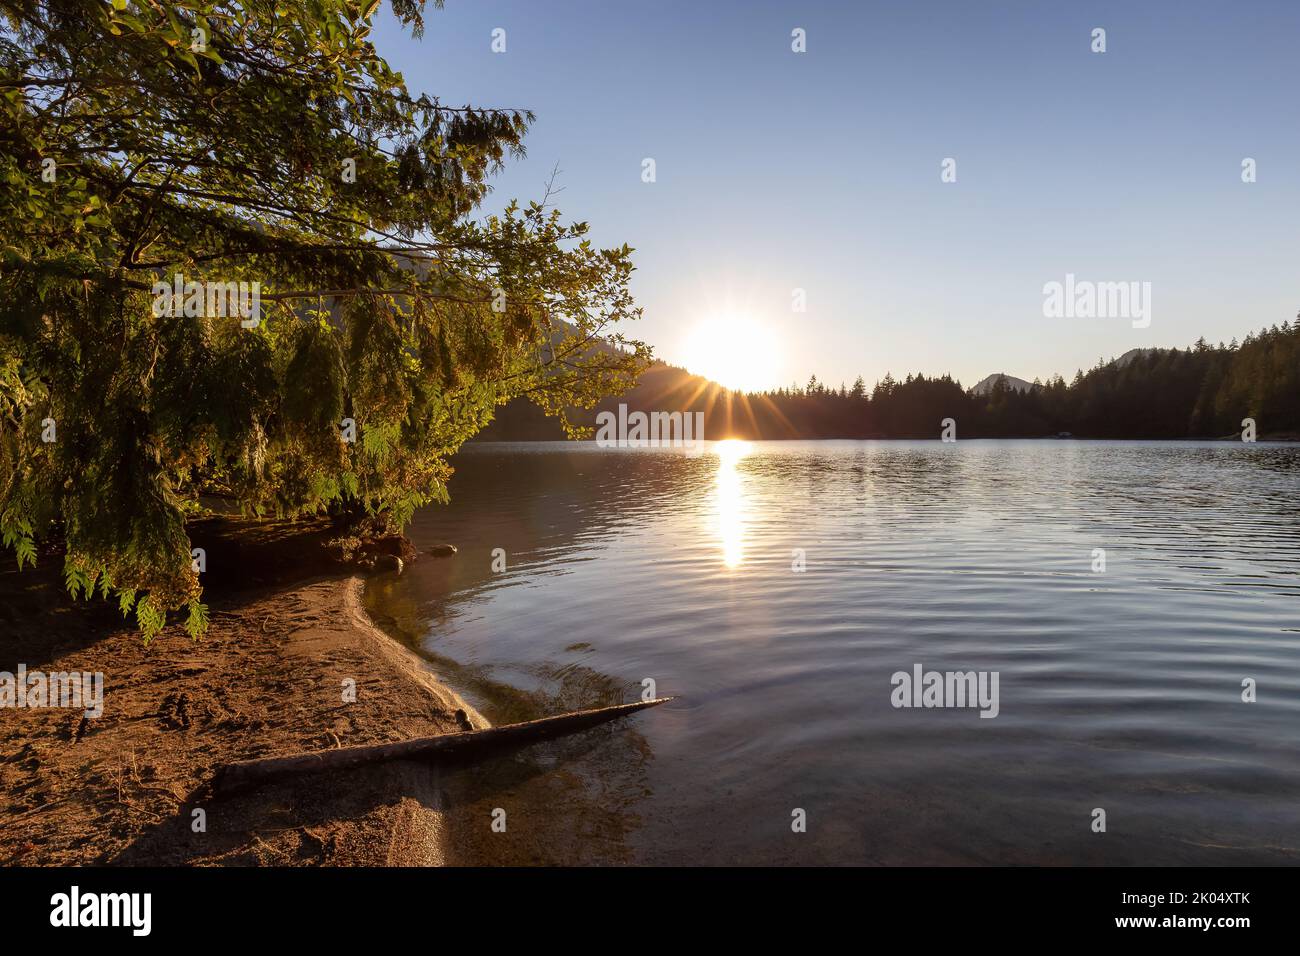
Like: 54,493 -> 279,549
212,696 -> 676,796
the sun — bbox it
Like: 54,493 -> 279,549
683,316 -> 779,392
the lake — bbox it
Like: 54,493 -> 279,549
365,440 -> 1300,865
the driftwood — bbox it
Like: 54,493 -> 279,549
212,696 -> 675,795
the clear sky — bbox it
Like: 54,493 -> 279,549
373,0 -> 1300,391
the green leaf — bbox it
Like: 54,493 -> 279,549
184,599 -> 209,640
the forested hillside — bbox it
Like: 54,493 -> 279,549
483,320 -> 1300,440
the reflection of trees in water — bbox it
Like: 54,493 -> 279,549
364,448 -> 678,863
371,442 -> 1300,864
370,448 -> 716,616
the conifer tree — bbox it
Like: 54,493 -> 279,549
0,0 -> 648,638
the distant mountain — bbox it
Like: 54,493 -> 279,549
969,350 -> 1160,395
970,351 -> 1163,396
1112,347 -> 1161,368
971,372 -> 1034,396
474,361 -> 722,440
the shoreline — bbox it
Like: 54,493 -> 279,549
0,522 -> 488,866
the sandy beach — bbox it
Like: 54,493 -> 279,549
0,520 -> 486,866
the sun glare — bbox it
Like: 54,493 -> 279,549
714,439 -> 751,569
684,316 -> 778,393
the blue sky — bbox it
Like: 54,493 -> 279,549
374,0 -> 1300,390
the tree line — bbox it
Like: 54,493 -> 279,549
727,320 -> 1300,440
480,319 -> 1300,442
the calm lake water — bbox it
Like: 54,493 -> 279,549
365,440 -> 1300,865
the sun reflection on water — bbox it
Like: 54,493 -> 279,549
715,439 -> 752,568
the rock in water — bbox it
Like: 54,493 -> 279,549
427,544 -> 457,557
372,534 -> 418,562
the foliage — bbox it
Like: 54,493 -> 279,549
496,323 -> 1297,442
0,0 -> 648,639
741,321 -> 1300,439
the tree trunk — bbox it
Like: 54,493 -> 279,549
212,696 -> 675,795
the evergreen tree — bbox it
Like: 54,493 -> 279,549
0,0 -> 647,638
